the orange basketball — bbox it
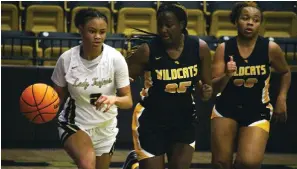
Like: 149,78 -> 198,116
20,83 -> 60,124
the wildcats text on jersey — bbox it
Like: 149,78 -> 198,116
233,65 -> 267,77
155,64 -> 198,81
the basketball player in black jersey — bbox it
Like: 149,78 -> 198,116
211,2 -> 291,169
123,2 -> 213,169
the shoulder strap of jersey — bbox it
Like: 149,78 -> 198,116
224,37 -> 237,62
256,36 -> 270,63
146,37 -> 162,71
187,35 -> 201,66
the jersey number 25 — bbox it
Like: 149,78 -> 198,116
165,81 -> 192,93
233,78 -> 258,88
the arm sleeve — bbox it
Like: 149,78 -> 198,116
51,57 -> 67,87
114,54 -> 130,89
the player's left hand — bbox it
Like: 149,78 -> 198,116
95,95 -> 117,113
198,80 -> 213,101
272,96 -> 287,123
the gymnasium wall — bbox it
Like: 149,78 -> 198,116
2,65 -> 297,153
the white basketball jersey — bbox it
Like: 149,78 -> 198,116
51,44 -> 129,129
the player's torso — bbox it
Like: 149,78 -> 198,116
66,58 -> 115,107
143,36 -> 201,111
60,45 -> 117,127
218,36 -> 271,106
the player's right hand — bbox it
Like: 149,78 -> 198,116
95,95 -> 117,113
226,56 -> 237,77
198,80 -> 213,101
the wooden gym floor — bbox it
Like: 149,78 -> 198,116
1,149 -> 297,169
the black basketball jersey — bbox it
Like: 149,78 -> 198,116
216,36 -> 271,107
140,35 -> 201,124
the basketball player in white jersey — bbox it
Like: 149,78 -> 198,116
51,8 -> 132,169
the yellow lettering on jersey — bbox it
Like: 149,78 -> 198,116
244,66 -> 250,76
250,66 -> 256,75
188,66 -> 194,77
233,65 -> 267,76
165,81 -> 192,93
193,65 -> 198,76
171,69 -> 178,80
155,70 -> 162,80
155,65 -> 198,81
165,69 -> 171,80
239,67 -> 245,76
183,67 -> 189,78
233,78 -> 258,88
261,65 -> 266,75
165,83 -> 178,93
244,78 -> 258,88
177,81 -> 192,93
256,65 -> 261,75
177,68 -> 183,79
162,69 -> 166,80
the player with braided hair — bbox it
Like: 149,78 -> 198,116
123,2 -> 212,169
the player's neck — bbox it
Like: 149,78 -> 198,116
166,34 -> 184,50
237,34 -> 258,47
80,45 -> 103,60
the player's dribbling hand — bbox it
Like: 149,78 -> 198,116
226,56 -> 237,77
198,80 -> 213,101
272,96 -> 287,123
95,95 -> 117,113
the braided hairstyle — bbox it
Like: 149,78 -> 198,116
157,2 -> 188,35
74,8 -> 108,28
128,2 -> 188,58
230,1 -> 262,25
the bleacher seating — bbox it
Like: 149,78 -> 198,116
66,1 -> 113,33
115,1 -> 157,36
261,12 -> 297,38
1,30 -> 35,65
179,1 -> 206,36
1,3 -> 19,31
21,1 -> 65,33
198,36 -> 219,60
37,31 -> 81,66
208,1 -> 238,38
105,33 -> 127,57
114,1 -> 157,9
257,1 -> 297,12
269,37 -> 297,64
1,1 -> 296,67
